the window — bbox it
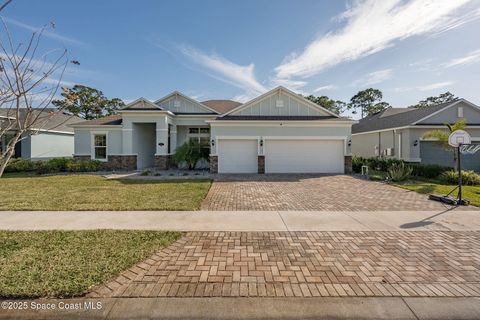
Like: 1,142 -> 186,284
187,127 -> 210,150
458,106 -> 464,118
93,134 -> 107,160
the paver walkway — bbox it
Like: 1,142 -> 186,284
89,231 -> 480,298
202,175 -> 467,211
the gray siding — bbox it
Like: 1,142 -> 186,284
74,129 -> 122,157
232,91 -> 330,116
351,132 -> 378,158
420,141 -> 480,171
418,101 -> 480,124
157,94 -> 212,114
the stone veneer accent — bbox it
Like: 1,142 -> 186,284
257,155 -> 265,174
154,155 -> 174,170
209,156 -> 218,174
74,155 -> 137,171
344,155 -> 352,174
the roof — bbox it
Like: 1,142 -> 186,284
352,100 -> 462,134
201,100 -> 242,114
215,115 -> 350,121
122,98 -> 162,111
71,114 -> 123,126
0,108 -> 82,133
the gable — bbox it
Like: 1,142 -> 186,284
230,88 -> 335,117
123,98 -> 161,110
417,101 -> 480,125
155,93 -> 216,114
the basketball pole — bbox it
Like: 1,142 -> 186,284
457,145 -> 462,204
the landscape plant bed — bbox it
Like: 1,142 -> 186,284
0,230 -> 181,298
395,180 -> 480,207
0,175 -> 211,210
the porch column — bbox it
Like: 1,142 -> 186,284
170,124 -> 177,153
155,116 -> 170,169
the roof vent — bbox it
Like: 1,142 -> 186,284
276,99 -> 284,108
174,100 -> 181,108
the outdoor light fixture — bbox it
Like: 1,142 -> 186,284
259,139 -> 264,147
348,139 -> 352,147
158,142 -> 164,146
413,140 -> 418,147
211,139 -> 215,147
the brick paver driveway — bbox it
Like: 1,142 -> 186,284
90,231 -> 480,298
201,174 -> 458,211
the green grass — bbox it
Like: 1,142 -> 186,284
395,180 -> 480,207
0,175 -> 211,210
0,230 -> 181,298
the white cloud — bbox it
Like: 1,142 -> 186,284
1,17 -> 88,46
270,78 -> 307,91
313,85 -> 336,93
178,45 -> 267,99
395,81 -> 455,92
275,0 -> 478,80
352,69 -> 393,87
443,49 -> 480,68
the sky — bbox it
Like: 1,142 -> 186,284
2,0 -> 480,118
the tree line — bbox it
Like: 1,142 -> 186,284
305,89 -> 457,118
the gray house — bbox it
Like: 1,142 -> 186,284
0,109 -> 82,160
71,87 -> 356,173
351,99 -> 480,171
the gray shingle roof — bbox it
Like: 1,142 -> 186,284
70,114 -> 123,126
0,108 -> 82,133
352,101 -> 459,134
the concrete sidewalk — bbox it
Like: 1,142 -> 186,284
1,297 -> 479,319
0,209 -> 479,231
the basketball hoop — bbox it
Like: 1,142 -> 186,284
448,130 -> 471,147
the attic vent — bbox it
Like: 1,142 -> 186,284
276,99 -> 284,108
174,100 -> 181,108
458,106 -> 464,118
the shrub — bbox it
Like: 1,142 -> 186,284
440,170 -> 480,185
35,158 -> 74,174
409,163 -> 451,179
141,169 -> 151,176
352,156 -> 365,173
4,158 -> 36,172
387,162 -> 413,182
173,140 -> 209,170
65,160 -> 103,173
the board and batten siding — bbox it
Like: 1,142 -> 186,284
156,94 -> 212,114
231,91 -> 330,117
418,101 -> 480,125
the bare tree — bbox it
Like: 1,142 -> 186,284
0,19 -> 69,177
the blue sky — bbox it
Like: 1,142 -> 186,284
2,0 -> 480,117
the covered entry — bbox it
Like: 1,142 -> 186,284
265,139 -> 344,173
132,123 -> 156,169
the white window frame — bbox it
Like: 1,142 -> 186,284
91,131 -> 108,161
187,127 -> 210,144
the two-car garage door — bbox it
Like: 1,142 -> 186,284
217,139 -> 344,173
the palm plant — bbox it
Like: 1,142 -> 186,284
422,119 -> 466,170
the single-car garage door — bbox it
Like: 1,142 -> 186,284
265,139 -> 344,173
218,139 -> 258,173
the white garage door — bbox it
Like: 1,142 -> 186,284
218,139 -> 258,173
265,139 -> 344,173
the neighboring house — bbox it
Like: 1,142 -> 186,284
71,86 -> 356,173
351,99 -> 480,171
0,108 -> 82,160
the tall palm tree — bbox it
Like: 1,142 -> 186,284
422,119 -> 466,170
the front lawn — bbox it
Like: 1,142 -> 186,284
395,180 -> 480,207
0,230 -> 181,298
0,175 -> 211,210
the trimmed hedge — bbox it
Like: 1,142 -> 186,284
352,156 -> 452,179
5,158 -> 103,174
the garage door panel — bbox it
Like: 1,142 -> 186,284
218,140 -> 257,173
265,140 -> 344,173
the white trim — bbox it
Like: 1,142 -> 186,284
412,99 -> 480,125
208,121 -> 354,127
29,128 -> 74,135
222,86 -> 340,117
216,136 -> 260,140
398,133 -> 402,159
118,110 -> 175,116
262,136 -> 348,140
90,131 -> 108,162
154,91 -> 220,114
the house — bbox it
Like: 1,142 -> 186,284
71,87 -> 356,173
351,99 -> 480,171
0,108 -> 82,160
